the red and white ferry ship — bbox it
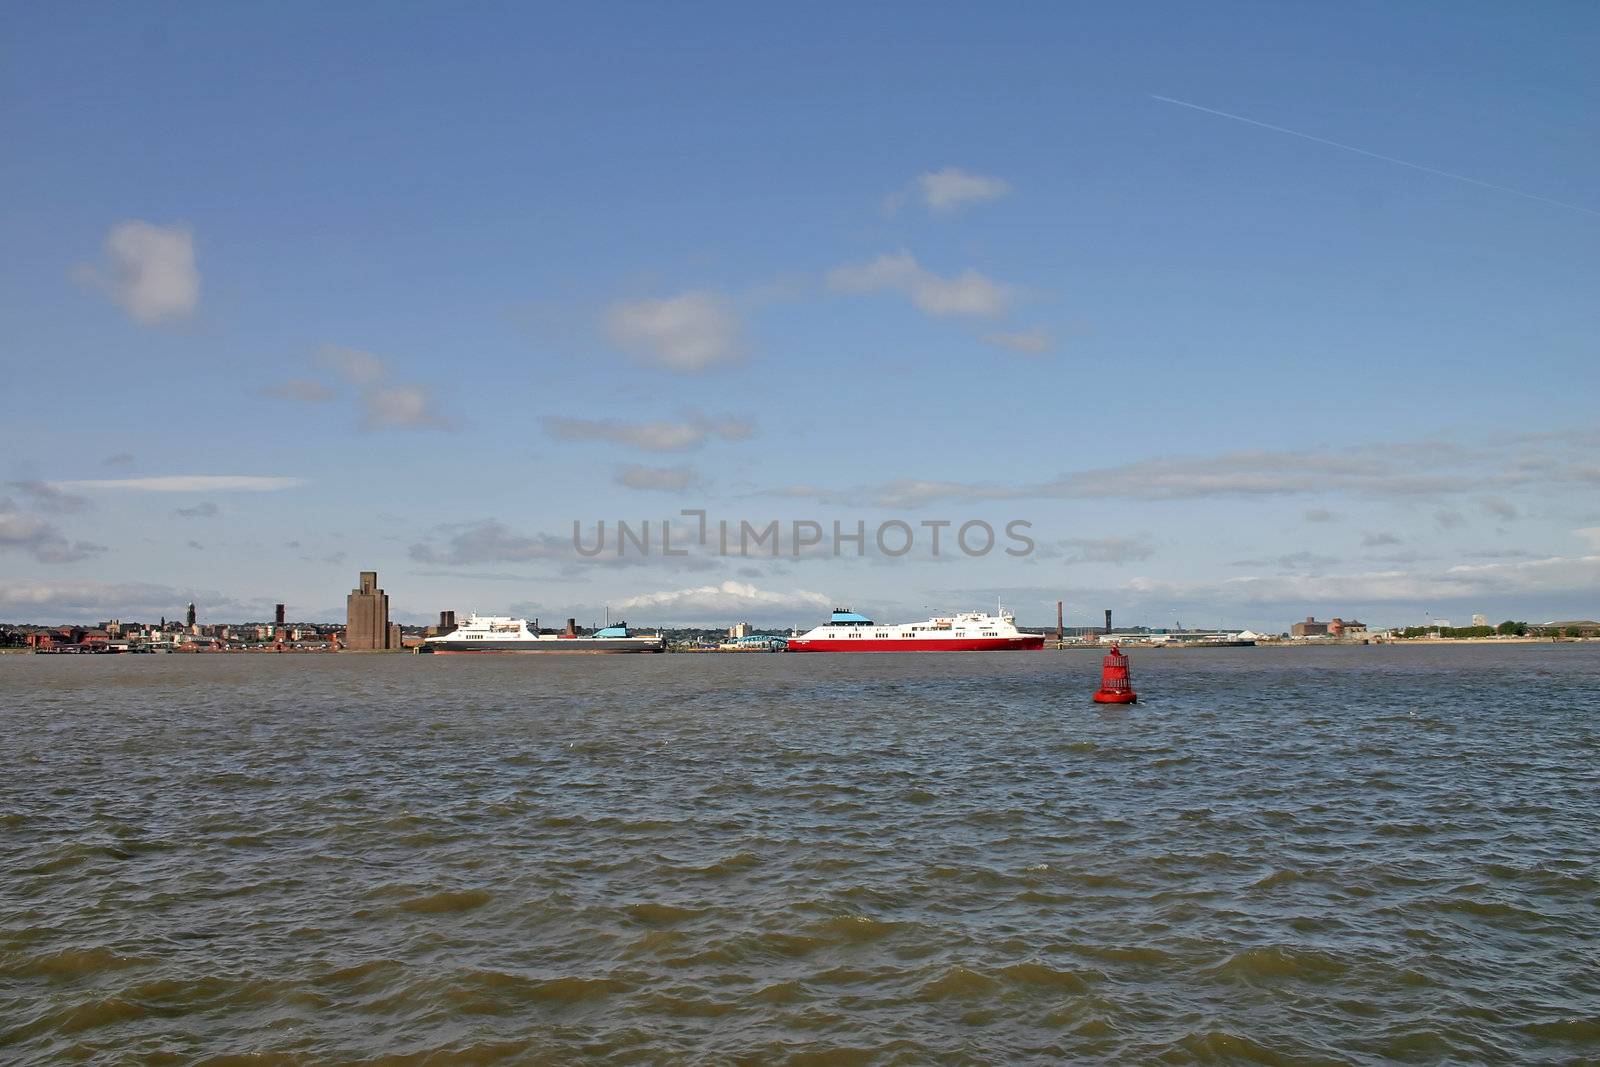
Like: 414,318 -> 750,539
787,607 -> 1044,653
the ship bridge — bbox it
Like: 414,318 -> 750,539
825,609 -> 874,626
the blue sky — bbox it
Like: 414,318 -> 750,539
3,2 -> 1598,628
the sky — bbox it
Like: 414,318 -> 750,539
3,2 -> 1598,630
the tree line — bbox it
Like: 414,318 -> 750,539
1396,621 -> 1531,639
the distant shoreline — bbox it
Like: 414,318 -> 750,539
4,636 -> 1593,657
1131,636 -> 1581,648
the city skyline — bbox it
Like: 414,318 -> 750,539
4,4 -> 1599,629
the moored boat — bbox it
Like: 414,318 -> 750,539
424,616 -> 664,654
787,608 -> 1044,652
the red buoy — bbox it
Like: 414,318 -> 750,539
1092,645 -> 1137,704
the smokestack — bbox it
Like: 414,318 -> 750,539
1056,601 -> 1064,641
565,617 -> 576,636
1104,609 -> 1112,634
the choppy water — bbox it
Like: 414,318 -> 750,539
2,645 -> 1598,1065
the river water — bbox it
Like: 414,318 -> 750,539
2,645 -> 1597,1064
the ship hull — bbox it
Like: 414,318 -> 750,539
787,636 -> 1043,653
427,639 -> 664,654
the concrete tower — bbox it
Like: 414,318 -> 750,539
345,571 -> 400,650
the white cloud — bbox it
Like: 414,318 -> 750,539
1039,536 -> 1156,565
604,291 -> 746,372
826,251 -> 1011,318
914,167 -> 1013,213
77,221 -> 199,323
362,384 -> 451,430
887,168 -> 1013,215
544,413 -> 752,453
594,421 -> 702,451
759,477 -> 980,509
309,345 -> 453,430
1126,554 -> 1600,607
1,491 -> 101,563
55,476 -> 305,492
695,414 -> 754,440
0,579 -> 261,624
1238,551 -> 1343,571
319,346 -> 390,387
612,580 -> 831,623
7,481 -> 89,514
409,521 -> 572,565
759,436 -> 1588,509
1481,498 -> 1518,521
408,519 -> 720,573
1465,548 -> 1534,560
173,502 -> 221,519
0,512 -> 105,564
1576,527 -> 1600,551
985,327 -> 1052,354
262,380 -> 335,403
615,464 -> 703,492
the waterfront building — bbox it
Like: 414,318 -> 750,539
720,633 -> 788,651
1538,620 -> 1599,637
1292,616 -> 1367,638
345,570 -> 400,651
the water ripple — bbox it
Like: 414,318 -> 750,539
1,644 -> 1597,1063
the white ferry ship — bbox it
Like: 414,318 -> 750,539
787,608 -> 1044,652
423,616 -> 664,654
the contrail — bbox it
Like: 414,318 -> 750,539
1150,93 -> 1600,218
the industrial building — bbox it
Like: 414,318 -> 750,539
1291,616 -> 1367,638
345,571 -> 400,650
